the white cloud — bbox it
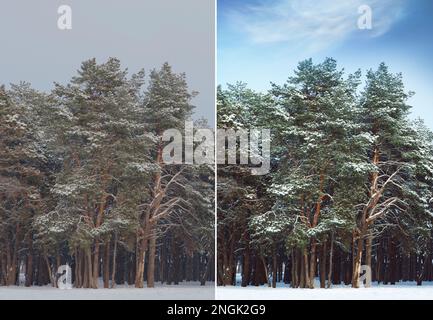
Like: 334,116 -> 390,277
227,0 -> 406,52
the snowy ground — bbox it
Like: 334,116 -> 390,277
0,282 -> 215,300
4,278 -> 433,300
216,281 -> 433,300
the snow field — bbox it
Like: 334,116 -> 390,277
0,282 -> 215,300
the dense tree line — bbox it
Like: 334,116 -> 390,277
217,58 -> 433,288
0,58 -> 214,288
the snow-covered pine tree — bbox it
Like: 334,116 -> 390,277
135,63 -> 196,288
0,84 -> 49,286
0,59 -> 215,289
352,63 -> 417,287
217,82 -> 274,286
33,58 -> 153,288
266,58 -> 371,288
217,58 -> 433,289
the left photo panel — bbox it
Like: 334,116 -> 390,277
0,0 -> 215,300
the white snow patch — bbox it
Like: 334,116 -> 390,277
216,281 -> 433,300
0,282 -> 215,300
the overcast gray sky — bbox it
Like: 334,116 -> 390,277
0,0 -> 215,123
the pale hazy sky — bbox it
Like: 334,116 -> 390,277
0,0 -> 215,123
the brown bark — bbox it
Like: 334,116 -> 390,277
352,229 -> 365,288
272,249 -> 277,288
25,234 -> 33,287
365,233 -> 372,287
86,248 -> 93,288
74,248 -> 82,288
308,173 -> 325,288
135,210 -> 151,288
92,242 -> 100,289
309,241 -> 317,288
320,241 -> 327,288
260,256 -> 270,287
44,255 -> 55,287
103,239 -> 110,288
290,250 -> 296,288
302,249 -> 310,288
241,244 -> 251,287
135,238 -> 147,288
327,232 -> 334,288
200,255 -> 213,286
353,147 -> 379,288
111,234 -> 118,288
147,229 -> 156,288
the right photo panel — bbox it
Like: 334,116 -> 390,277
217,0 -> 433,299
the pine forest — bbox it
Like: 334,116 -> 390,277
0,58 -> 214,288
217,58 -> 433,289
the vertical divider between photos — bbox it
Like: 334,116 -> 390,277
213,0 -> 218,299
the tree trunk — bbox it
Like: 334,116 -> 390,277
309,241 -> 317,288
241,236 -> 251,287
290,250 -> 297,288
320,240 -> 327,288
352,230 -> 365,288
44,255 -> 55,287
92,241 -> 100,288
147,230 -> 156,288
302,249 -> 310,288
327,232 -> 334,288
75,248 -> 82,288
111,234 -> 118,288
86,248 -> 93,288
200,255 -> 213,286
260,256 -> 270,287
103,239 -> 110,288
365,233 -> 372,287
135,237 -> 147,288
25,235 -> 33,287
272,249 -> 277,288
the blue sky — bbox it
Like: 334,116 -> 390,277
218,0 -> 433,129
